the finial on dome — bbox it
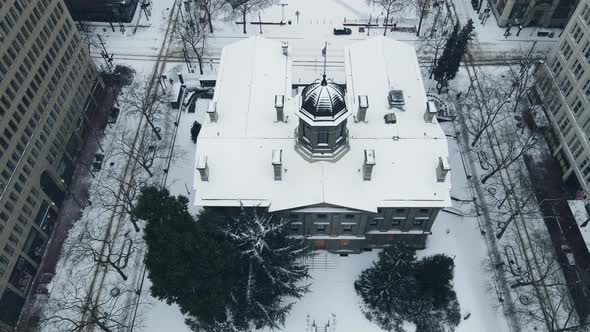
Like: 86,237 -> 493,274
321,74 -> 327,86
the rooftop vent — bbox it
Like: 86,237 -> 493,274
207,101 -> 218,123
388,89 -> 405,108
425,101 -> 438,123
197,155 -> 209,181
282,41 -> 288,56
436,157 -> 450,182
356,95 -> 369,123
363,149 -> 375,181
384,113 -> 397,124
272,149 -> 282,181
275,95 -> 285,122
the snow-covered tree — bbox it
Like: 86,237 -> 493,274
223,207 -> 313,330
355,243 -> 460,332
133,187 -> 238,328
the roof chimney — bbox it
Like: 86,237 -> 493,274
363,149 -> 375,181
197,155 -> 209,181
436,157 -> 450,182
272,149 -> 282,180
282,41 -> 288,56
207,101 -> 218,123
274,95 -> 285,122
356,95 -> 368,123
424,101 -> 438,123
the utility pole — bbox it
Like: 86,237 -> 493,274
97,34 -> 114,71
367,14 -> 372,36
259,12 -> 263,34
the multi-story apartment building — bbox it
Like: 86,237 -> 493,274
0,0 -> 103,329
194,36 -> 451,253
489,0 -> 578,27
532,0 -> 590,194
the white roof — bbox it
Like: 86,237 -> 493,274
194,36 -> 451,213
567,200 -> 590,250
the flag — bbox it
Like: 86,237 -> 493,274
321,45 -> 326,57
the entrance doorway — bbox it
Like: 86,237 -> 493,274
313,240 -> 326,250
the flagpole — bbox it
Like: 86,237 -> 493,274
323,41 -> 327,78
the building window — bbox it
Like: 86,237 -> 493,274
413,219 -> 425,227
317,214 -> 327,219
343,225 -> 353,233
583,41 -> 590,63
582,4 -> 590,25
290,223 -> 300,232
571,60 -> 584,80
316,224 -> 326,232
369,219 -> 379,227
391,218 -> 403,226
419,208 -> 429,214
561,41 -> 573,60
570,23 -> 583,44
345,214 -> 355,219
318,132 -> 328,145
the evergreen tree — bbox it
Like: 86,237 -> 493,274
433,23 -> 460,94
221,207 -> 313,330
355,243 -> 461,332
134,191 -> 311,332
354,243 -> 418,331
190,121 -> 201,143
132,187 -> 239,328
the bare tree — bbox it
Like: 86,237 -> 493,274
461,71 -> 515,148
95,168 -> 152,232
40,278 -> 136,332
369,0 -> 416,36
121,79 -> 166,140
111,129 -> 162,178
505,230 -> 588,331
176,3 -> 208,74
503,42 -> 545,115
480,122 -> 540,184
199,0 -> 228,33
226,0 -> 277,34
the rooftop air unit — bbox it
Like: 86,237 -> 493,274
384,113 -> 397,124
275,95 -> 285,122
388,89 -> 405,108
356,95 -> 369,122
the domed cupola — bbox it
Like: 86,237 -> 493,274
300,76 -> 347,121
295,75 -> 351,162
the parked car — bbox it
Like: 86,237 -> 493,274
333,27 -> 352,35
561,244 -> 576,266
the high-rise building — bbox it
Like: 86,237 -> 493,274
532,0 -> 590,193
0,0 -> 103,329
490,0 -> 578,28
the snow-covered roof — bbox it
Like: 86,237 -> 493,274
194,36 -> 451,213
567,200 -> 590,250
